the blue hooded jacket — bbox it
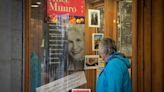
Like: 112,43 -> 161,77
96,52 -> 132,92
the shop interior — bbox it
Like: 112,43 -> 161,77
27,0 -> 133,92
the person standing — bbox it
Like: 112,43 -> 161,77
97,38 -> 132,92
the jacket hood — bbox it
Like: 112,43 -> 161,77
110,52 -> 131,68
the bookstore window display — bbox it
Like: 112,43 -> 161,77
30,0 -> 87,92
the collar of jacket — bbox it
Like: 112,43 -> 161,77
106,52 -> 121,63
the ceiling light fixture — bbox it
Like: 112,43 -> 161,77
31,5 -> 39,8
36,2 -> 41,5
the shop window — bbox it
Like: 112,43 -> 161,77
28,0 -> 133,91
30,0 -> 87,92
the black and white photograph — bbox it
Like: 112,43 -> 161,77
88,9 -> 100,27
67,24 -> 85,71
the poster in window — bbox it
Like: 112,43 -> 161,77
67,24 -> 85,72
47,0 -> 85,24
39,0 -> 86,86
72,89 -> 91,92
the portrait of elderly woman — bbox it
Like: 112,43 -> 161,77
67,24 -> 85,71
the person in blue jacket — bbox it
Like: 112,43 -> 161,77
96,38 -> 132,92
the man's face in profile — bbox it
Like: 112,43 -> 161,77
98,43 -> 106,61
68,30 -> 84,61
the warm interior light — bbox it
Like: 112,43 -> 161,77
36,2 -> 41,5
113,20 -> 116,23
31,5 -> 39,8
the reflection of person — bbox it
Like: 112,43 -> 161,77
67,25 -> 85,71
96,38 -> 132,92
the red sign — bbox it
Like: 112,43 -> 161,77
72,89 -> 91,92
47,0 -> 85,16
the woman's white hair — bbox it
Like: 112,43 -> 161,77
99,38 -> 117,55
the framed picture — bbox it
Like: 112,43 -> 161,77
72,89 -> 91,92
88,9 -> 100,27
84,55 -> 99,69
92,33 -> 104,51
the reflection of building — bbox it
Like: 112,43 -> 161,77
117,1 -> 132,56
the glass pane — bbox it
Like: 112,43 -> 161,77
30,0 -> 86,92
117,0 -> 132,57
30,0 -> 45,91
117,0 -> 132,76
